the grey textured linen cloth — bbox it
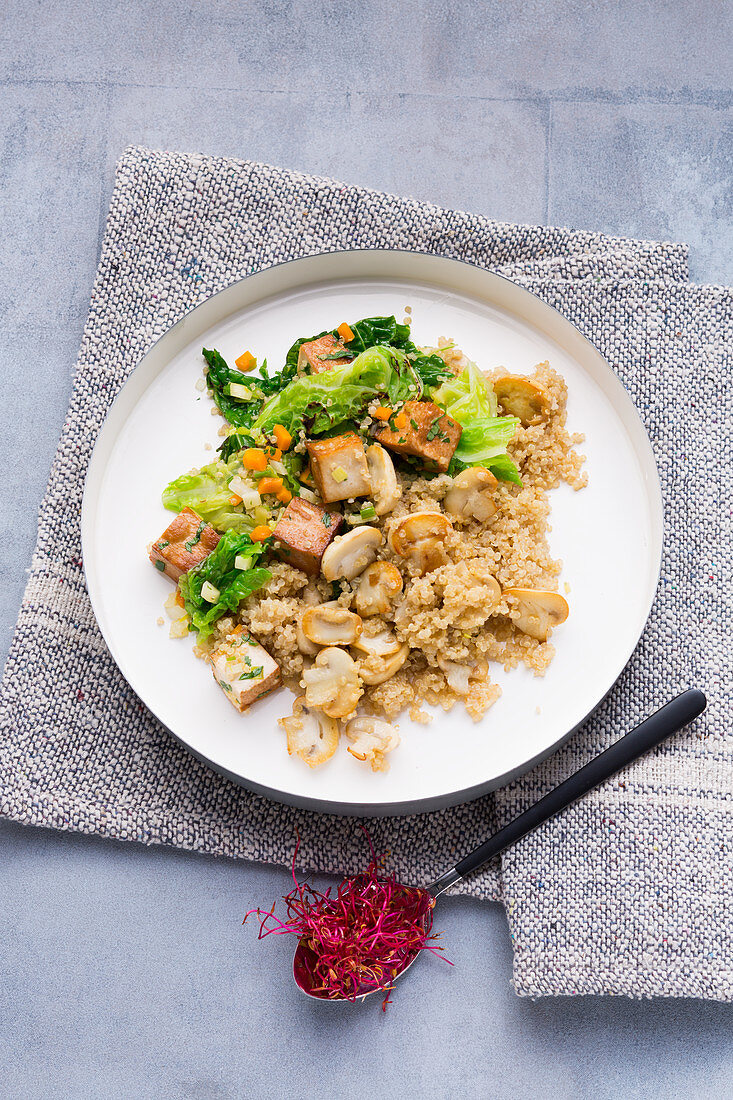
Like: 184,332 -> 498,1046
1,147 -> 730,1001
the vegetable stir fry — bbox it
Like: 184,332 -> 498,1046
149,313 -> 581,770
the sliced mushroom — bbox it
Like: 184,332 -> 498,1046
389,511 -> 453,575
281,696 -> 340,768
493,375 -> 549,425
503,587 -> 569,641
296,614 -> 320,656
302,583 -> 322,607
301,646 -> 363,718
437,656 -> 489,696
321,526 -> 383,582
301,604 -> 363,646
355,642 -> 410,685
351,626 -> 402,658
444,467 -> 498,523
365,443 -> 401,516
354,561 -> 404,616
345,716 -> 401,772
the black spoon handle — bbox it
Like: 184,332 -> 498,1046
430,689 -> 707,895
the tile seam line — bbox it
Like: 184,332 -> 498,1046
0,76 -> 732,108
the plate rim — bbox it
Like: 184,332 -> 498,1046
81,247 -> 664,816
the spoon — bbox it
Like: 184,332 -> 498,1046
294,688 -> 707,1001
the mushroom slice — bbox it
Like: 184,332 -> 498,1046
301,646 -> 363,718
356,642 -> 410,685
388,511 -> 453,575
354,561 -> 404,616
296,614 -> 320,657
281,696 -> 340,768
351,626 -> 402,658
503,587 -> 569,641
302,604 -> 363,647
444,467 -> 498,524
365,443 -> 401,516
437,656 -> 489,696
493,375 -> 549,425
345,717 -> 401,772
321,526 -> 383,582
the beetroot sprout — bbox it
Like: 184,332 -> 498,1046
243,832 -> 452,1008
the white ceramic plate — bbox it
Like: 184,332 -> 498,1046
82,250 -> 663,816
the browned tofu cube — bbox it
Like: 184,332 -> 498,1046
305,433 -> 372,503
272,498 -> 343,575
149,507 -> 221,582
297,334 -> 351,375
371,401 -> 462,473
210,633 -> 281,711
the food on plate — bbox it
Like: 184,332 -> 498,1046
151,315 -> 586,771
150,506 -> 221,581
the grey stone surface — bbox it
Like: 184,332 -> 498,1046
1,1 -> 732,1096
550,103 -> 733,283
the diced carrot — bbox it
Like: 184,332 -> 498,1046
373,406 -> 393,420
251,525 -> 272,542
394,411 -> 408,430
337,322 -> 354,343
258,477 -> 283,494
235,351 -> 256,372
273,424 -> 292,451
265,447 -> 282,462
229,494 -> 243,505
299,464 -> 314,486
175,589 -> 185,608
232,624 -> 244,635
243,448 -> 267,471
276,488 -> 292,504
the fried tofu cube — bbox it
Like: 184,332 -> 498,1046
272,497 -> 343,575
149,507 -> 221,582
305,433 -> 372,503
297,334 -> 351,375
210,633 -> 281,711
370,401 -> 462,473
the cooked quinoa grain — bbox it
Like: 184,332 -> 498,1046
196,359 -> 585,735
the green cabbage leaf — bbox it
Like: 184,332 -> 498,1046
252,346 -> 422,436
162,457 -> 253,531
432,363 -> 521,484
178,528 -> 272,641
452,417 -> 522,484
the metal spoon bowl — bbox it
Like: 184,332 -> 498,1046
293,689 -> 706,1002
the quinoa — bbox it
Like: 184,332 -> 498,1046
198,359 -> 585,748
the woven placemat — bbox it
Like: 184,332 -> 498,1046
2,147 -> 730,1000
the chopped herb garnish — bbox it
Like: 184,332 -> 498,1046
158,539 -> 169,549
322,513 -> 332,527
184,521 -> 206,552
409,418 -> 419,431
239,666 -> 264,680
154,559 -> 166,571
218,679 -> 233,693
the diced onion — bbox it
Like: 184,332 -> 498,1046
229,476 -> 261,511
332,466 -> 348,483
201,581 -> 220,603
270,460 -> 288,476
298,487 -> 317,503
234,554 -> 253,572
227,382 -> 252,400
